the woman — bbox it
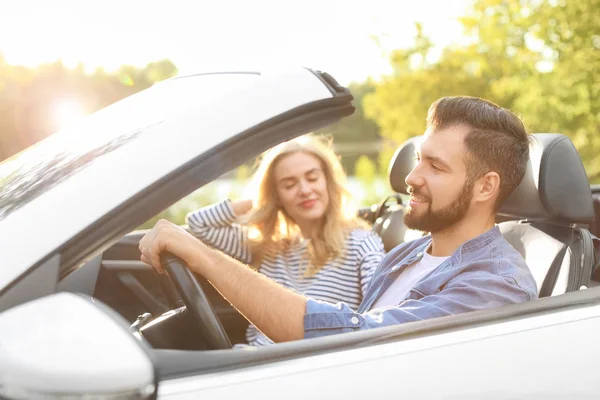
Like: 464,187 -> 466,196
186,134 -> 385,346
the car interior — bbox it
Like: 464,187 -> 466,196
372,133 -> 599,296
73,131 -> 600,378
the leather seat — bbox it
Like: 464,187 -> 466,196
375,133 -> 596,297
590,192 -> 600,238
371,136 -> 424,251
498,134 -> 595,296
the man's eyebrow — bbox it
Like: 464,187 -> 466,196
419,152 -> 452,171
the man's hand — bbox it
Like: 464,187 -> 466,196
138,218 -> 307,343
139,219 -> 205,274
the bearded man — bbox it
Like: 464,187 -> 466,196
139,96 -> 537,342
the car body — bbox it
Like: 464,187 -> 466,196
1,67 -> 600,399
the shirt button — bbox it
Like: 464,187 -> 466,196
391,265 -> 400,272
417,252 -> 423,258
350,317 -> 359,325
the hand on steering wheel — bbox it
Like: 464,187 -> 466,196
160,252 -> 231,350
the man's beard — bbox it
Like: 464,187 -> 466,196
404,180 -> 474,234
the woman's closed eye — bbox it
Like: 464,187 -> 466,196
305,170 -> 321,181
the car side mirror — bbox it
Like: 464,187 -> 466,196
0,292 -> 156,399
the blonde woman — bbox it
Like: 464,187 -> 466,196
186,134 -> 385,346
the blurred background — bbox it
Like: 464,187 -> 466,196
0,0 -> 598,227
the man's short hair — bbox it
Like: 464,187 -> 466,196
426,96 -> 530,208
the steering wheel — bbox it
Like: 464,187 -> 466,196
160,252 -> 231,350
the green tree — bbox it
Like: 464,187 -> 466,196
364,23 -> 498,175
355,155 -> 377,183
459,0 -> 599,181
365,0 -> 600,182
317,80 -> 382,175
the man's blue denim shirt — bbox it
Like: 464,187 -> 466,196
304,226 -> 538,338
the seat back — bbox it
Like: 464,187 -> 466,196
377,133 -> 596,297
497,134 -> 595,296
590,187 -> 600,238
498,221 -> 579,296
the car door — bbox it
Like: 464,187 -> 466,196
156,287 -> 600,399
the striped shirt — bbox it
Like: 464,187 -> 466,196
186,199 -> 385,346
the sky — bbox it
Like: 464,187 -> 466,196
0,0 -> 470,85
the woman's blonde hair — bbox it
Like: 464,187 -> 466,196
244,134 -> 369,276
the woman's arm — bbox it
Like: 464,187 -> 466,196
355,231 -> 386,295
186,199 -> 253,263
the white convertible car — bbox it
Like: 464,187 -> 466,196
1,67 -> 599,399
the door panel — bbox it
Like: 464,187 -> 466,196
159,306 -> 600,399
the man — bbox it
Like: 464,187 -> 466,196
139,96 -> 538,343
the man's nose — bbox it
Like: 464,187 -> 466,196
405,164 -> 424,189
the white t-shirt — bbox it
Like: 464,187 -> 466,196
373,249 -> 449,309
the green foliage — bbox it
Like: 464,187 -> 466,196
355,155 -> 377,183
2,0 -> 598,232
317,80 -> 382,175
364,0 -> 600,182
353,155 -> 384,206
235,164 -> 251,181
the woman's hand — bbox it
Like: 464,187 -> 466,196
139,219 -> 205,274
231,199 -> 253,217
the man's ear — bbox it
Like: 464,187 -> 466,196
474,171 -> 500,204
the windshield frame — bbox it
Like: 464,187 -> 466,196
0,68 -> 354,300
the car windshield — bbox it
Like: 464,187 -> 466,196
0,73 -> 259,221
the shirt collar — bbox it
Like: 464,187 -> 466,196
407,225 -> 501,264
458,225 -> 501,254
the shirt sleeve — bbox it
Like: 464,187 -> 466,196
303,268 -> 532,339
186,199 -> 252,264
354,231 -> 385,296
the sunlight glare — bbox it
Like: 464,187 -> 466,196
53,99 -> 86,130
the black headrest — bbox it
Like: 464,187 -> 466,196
387,133 -> 594,224
500,133 -> 594,224
388,135 -> 424,195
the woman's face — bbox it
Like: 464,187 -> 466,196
272,151 -> 330,230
